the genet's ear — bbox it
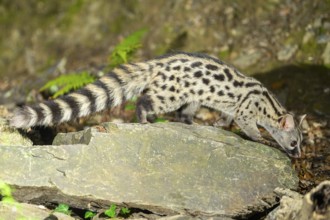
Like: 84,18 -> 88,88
278,114 -> 295,131
299,114 -> 307,127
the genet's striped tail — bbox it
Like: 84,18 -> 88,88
10,62 -> 154,128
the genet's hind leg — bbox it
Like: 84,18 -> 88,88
136,94 -> 154,124
176,102 -> 200,124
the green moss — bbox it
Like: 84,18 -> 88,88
59,0 -> 86,29
218,49 -> 230,60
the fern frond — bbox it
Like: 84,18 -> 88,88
108,29 -> 147,68
40,71 -> 96,98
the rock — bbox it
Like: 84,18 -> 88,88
302,30 -> 314,44
0,202 -> 74,220
322,42 -> 330,65
0,117 -> 33,146
0,122 -> 298,219
266,180 -> 330,220
277,44 -> 298,61
265,188 -> 303,220
232,49 -> 263,69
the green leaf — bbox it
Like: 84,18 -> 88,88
54,203 -> 72,215
108,29 -> 147,68
0,181 -> 13,198
120,207 -> 130,215
104,204 -> 117,218
84,210 -> 96,219
124,102 -> 136,111
40,71 -> 96,98
155,117 -> 168,123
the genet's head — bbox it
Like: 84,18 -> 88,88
273,114 -> 306,158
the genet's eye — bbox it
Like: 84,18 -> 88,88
290,140 -> 297,147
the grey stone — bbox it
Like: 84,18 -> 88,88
277,44 -> 298,61
232,49 -> 263,69
0,202 -> 75,220
0,117 -> 33,146
322,42 -> 330,65
0,122 -> 298,219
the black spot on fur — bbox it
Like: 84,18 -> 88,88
233,80 -> 244,87
202,78 -> 210,85
168,59 -> 179,65
169,75 -> 175,81
161,85 -> 167,90
173,66 -> 181,71
245,82 -> 259,87
191,61 -> 203,68
224,68 -> 233,81
205,64 -> 218,71
184,67 -> 191,72
169,86 -> 175,92
190,89 -> 195,94
157,95 -> 165,101
194,71 -> 203,78
227,93 -> 235,98
165,66 -> 171,71
213,74 -> 225,81
210,86 -> 215,93
237,94 -> 242,102
170,96 -> 176,102
198,90 -> 204,95
218,91 -> 224,96
156,62 -> 164,67
158,72 -> 167,81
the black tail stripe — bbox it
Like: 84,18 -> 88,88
31,104 -> 45,125
43,100 -> 62,124
106,72 -> 125,86
59,96 -> 80,120
77,88 -> 96,113
94,80 -> 113,107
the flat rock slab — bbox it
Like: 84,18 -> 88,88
0,122 -> 298,218
0,202 -> 74,220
